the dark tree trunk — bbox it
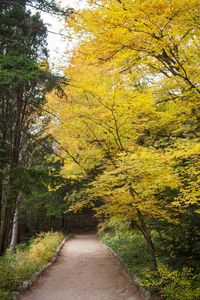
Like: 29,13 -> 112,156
0,90 -> 24,254
129,185 -> 158,272
137,220 -> 158,272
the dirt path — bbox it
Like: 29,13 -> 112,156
20,234 -> 144,300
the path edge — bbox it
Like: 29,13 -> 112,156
101,241 -> 152,300
11,234 -> 73,300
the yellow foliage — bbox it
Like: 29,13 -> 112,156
0,231 -> 64,300
28,231 -> 64,264
39,59 -> 49,71
47,0 -> 200,232
143,265 -> 200,300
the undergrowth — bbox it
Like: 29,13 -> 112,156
100,230 -> 200,300
101,233 -> 154,280
0,231 -> 64,300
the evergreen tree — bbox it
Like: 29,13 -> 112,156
0,0 -> 67,254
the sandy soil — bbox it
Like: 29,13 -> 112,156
20,234 -> 144,300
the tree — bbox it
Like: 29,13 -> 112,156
47,0 -> 200,272
0,0 -> 67,254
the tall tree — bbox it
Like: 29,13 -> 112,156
0,0 -> 67,254
47,0 -> 200,271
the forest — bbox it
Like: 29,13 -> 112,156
0,0 -> 200,299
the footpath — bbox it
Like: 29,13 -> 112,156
20,234 -> 143,300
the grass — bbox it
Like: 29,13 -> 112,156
0,231 -> 64,300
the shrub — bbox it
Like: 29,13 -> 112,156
29,231 -> 64,264
0,231 -> 64,300
101,231 -> 154,278
143,266 -> 200,300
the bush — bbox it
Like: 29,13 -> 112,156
0,231 -> 64,300
143,266 -> 200,300
29,231 -> 64,264
101,232 -> 154,278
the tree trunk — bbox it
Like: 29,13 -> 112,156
9,130 -> 25,253
138,223 -> 158,272
0,206 -> 14,254
0,99 -> 8,254
61,214 -> 66,230
10,205 -> 19,252
128,185 -> 158,272
114,221 -> 121,239
135,208 -> 158,272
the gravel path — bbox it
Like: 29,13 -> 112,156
20,234 -> 144,300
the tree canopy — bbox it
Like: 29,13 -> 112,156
46,0 -> 200,277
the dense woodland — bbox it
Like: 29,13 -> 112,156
0,0 -> 200,299
0,0 -> 70,254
